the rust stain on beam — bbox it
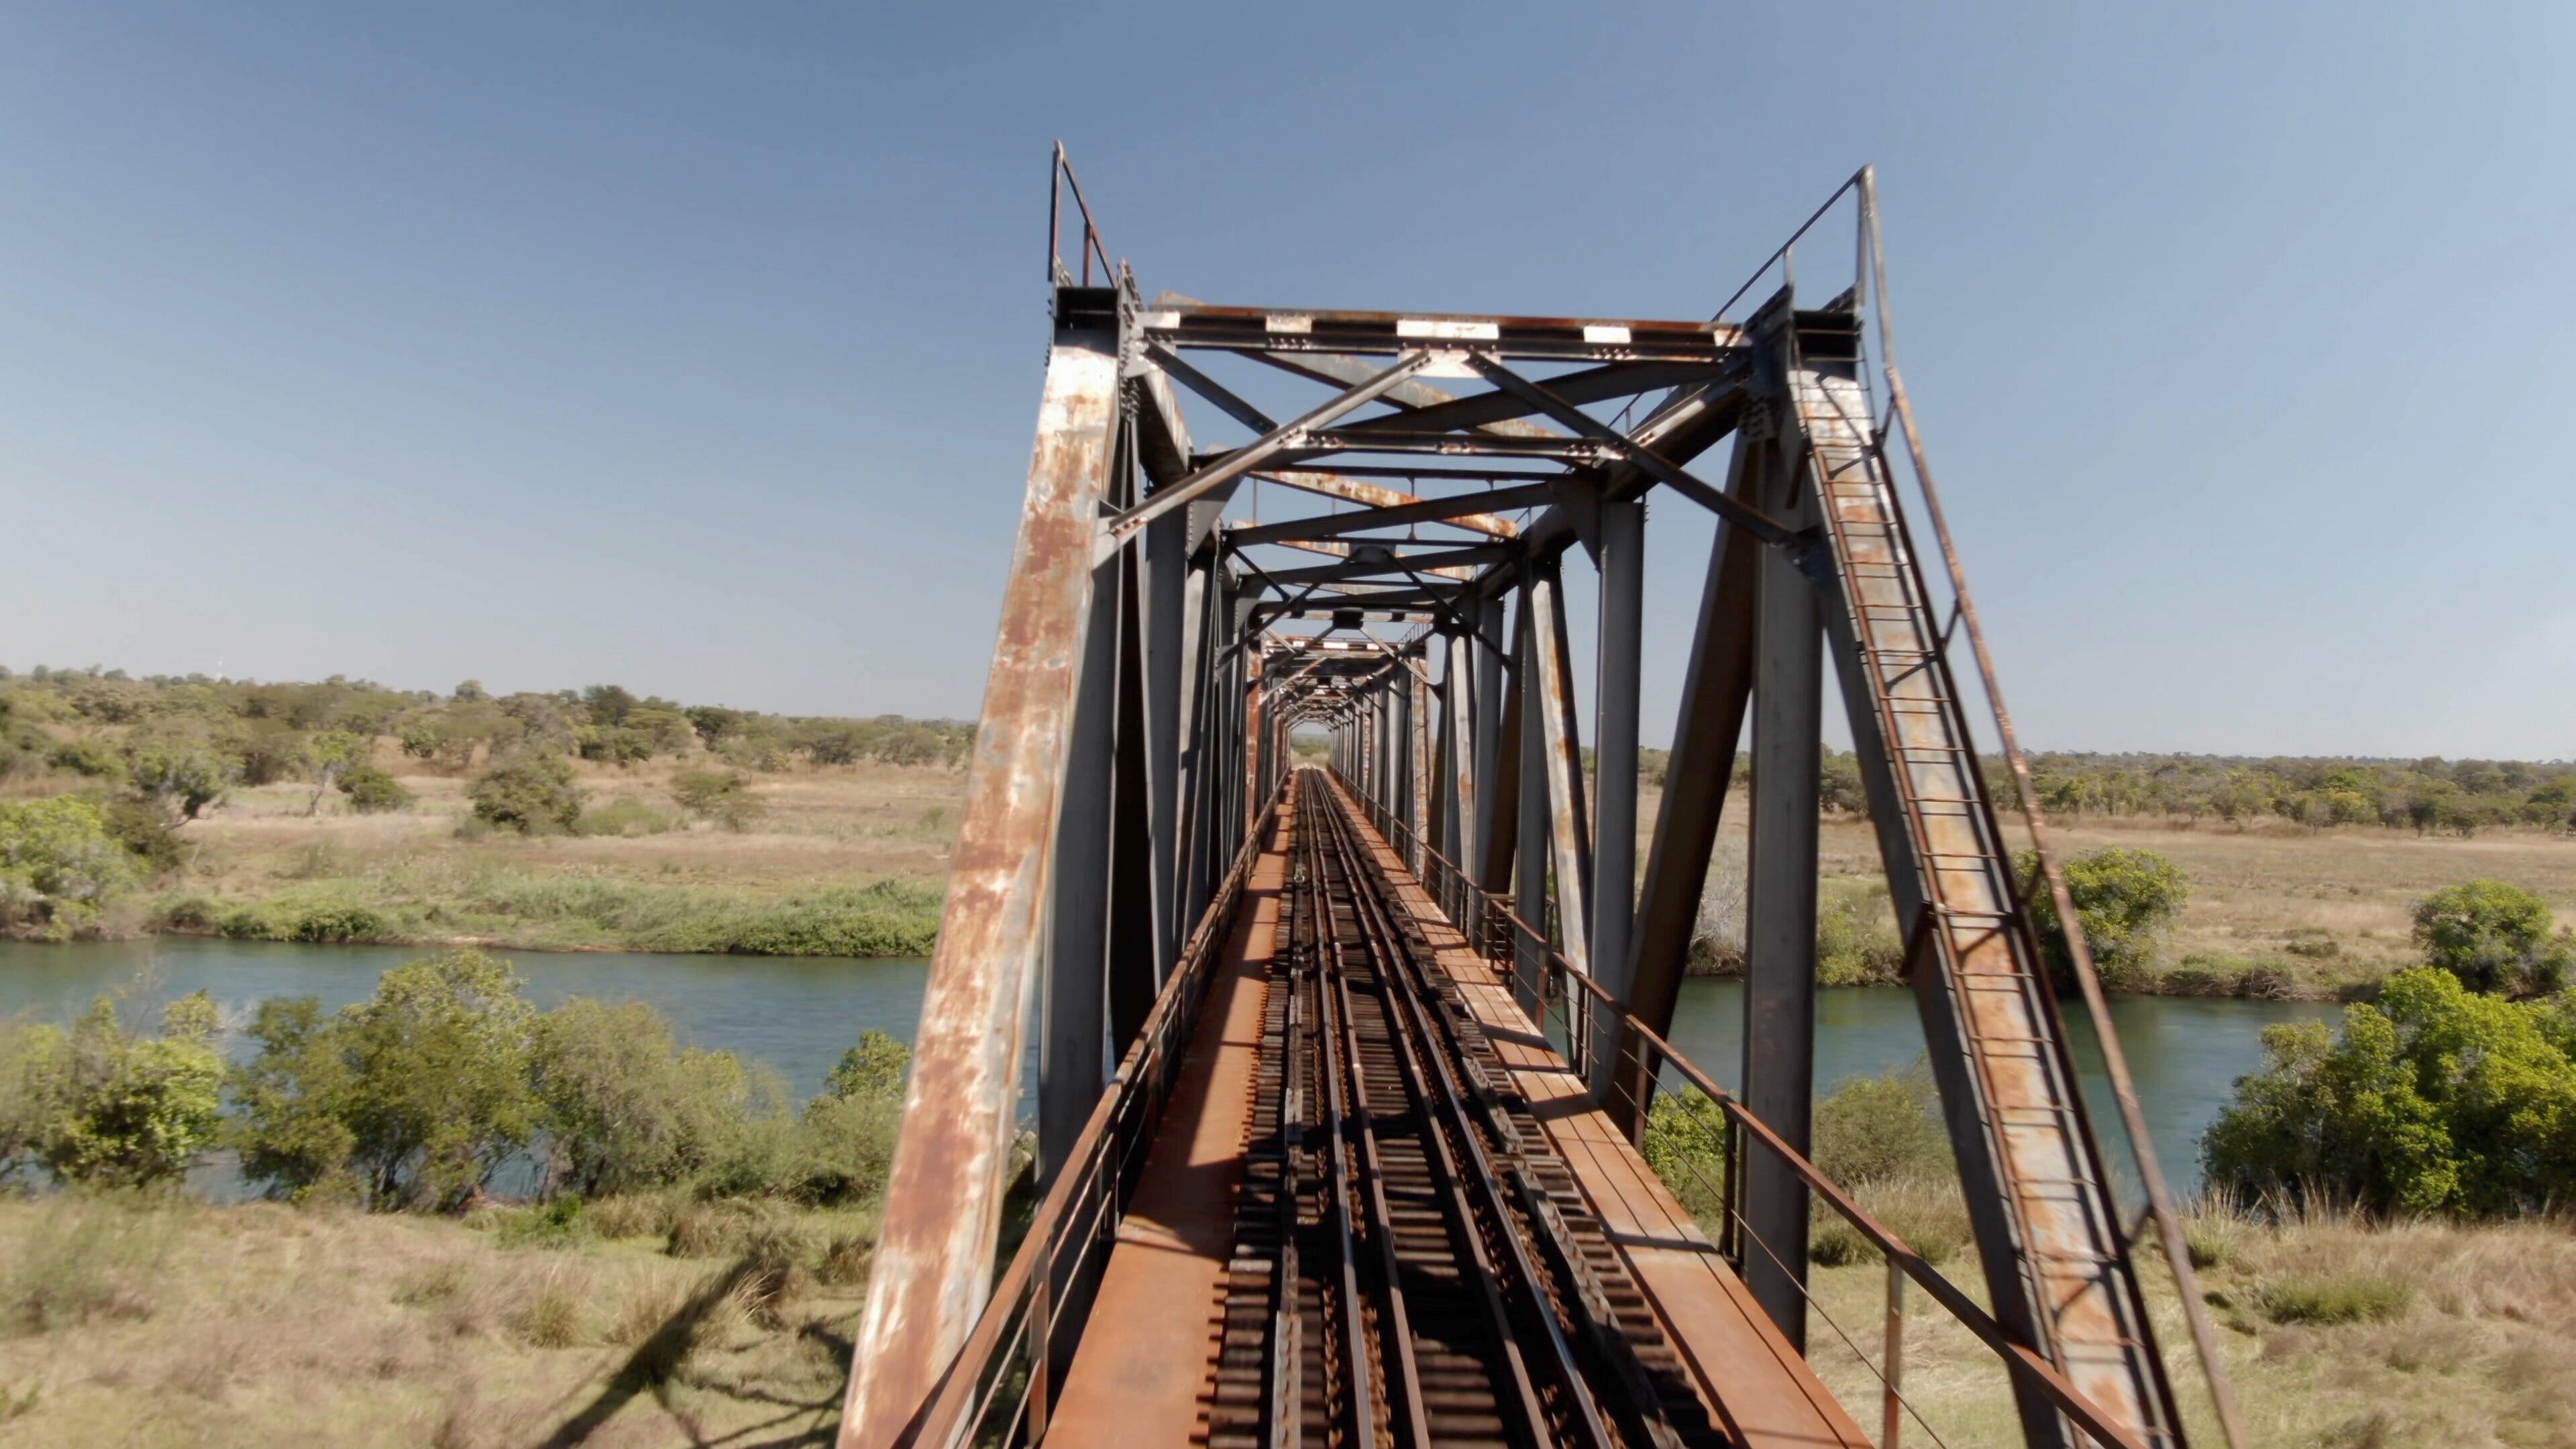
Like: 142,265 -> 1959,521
840,335 -> 1120,1449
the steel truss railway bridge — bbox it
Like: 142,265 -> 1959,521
839,154 -> 2245,1449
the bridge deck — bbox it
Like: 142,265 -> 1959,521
1051,782 -> 1868,1448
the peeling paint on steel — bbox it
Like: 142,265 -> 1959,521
840,339 -> 1120,1449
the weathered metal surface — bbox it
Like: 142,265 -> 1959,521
840,329 -> 1120,1449
1587,495 -> 1644,1069
1138,302 -> 1747,364
1267,537 -> 1489,582
1739,448 -> 1825,1349
1786,329 -> 2181,1447
1529,566 -> 1593,975
1227,482 -> 1544,545
1448,632 -> 1479,885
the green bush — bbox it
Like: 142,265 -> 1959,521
2202,967 -> 2576,1216
1641,1087 -> 1730,1227
468,753 -> 584,834
44,739 -> 120,779
1815,881 -> 1904,986
126,741 -> 230,820
3,993 -> 223,1187
99,798 -> 185,877
231,949 -> 539,1210
2410,879 -> 2573,996
1811,1067 -> 1952,1187
532,998 -> 749,1198
2019,846 -> 2190,989
0,796 -> 137,939
335,764 -> 414,814
823,1030 -> 912,1103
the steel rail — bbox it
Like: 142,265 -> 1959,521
1313,786 -> 1607,1449
1304,816 -> 1383,1449
1332,771 -> 2156,1449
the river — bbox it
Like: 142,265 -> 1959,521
1,937 -> 2339,1195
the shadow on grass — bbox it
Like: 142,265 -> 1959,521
537,1254 -> 847,1449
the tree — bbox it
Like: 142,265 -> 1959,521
621,706 -> 695,757
335,765 -> 414,814
2017,846 -> 2190,989
2412,879 -> 2574,996
822,1030 -> 912,1103
9,992 -> 223,1187
686,705 -> 748,747
531,998 -> 746,1197
301,729 -> 370,816
231,950 -> 539,1210
468,753 -> 584,833
672,768 -> 766,830
452,679 -> 488,702
0,796 -> 137,938
128,741 -> 231,820
2203,968 -> 2576,1216
581,684 -> 639,728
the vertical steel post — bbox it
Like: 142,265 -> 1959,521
1143,511 -> 1187,979
1590,495 -> 1645,1074
1472,594 -> 1507,871
1514,585 -> 1550,1010
1530,563 -> 1593,976
1448,631 -> 1478,918
1740,439 -> 1825,1350
1409,663 -> 1432,855
843,324 -> 1119,1449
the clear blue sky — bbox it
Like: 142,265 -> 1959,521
4,3 -> 2570,758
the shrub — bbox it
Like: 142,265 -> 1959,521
1641,1087 -> 1730,1227
230,949 -> 539,1210
468,753 -> 584,834
2202,967 -> 2576,1216
99,798 -> 186,876
2019,846 -> 2189,989
336,763 -> 415,814
5,993 -> 223,1187
1811,1067 -> 1952,1187
1815,882 -> 1904,986
823,1030 -> 912,1104
127,741 -> 231,820
532,999 -> 747,1197
44,739 -> 120,779
2410,879 -> 2573,996
0,796 -> 137,938
2257,1273 -> 2410,1325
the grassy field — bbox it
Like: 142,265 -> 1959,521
1645,784 -> 2576,998
7,1191 -> 2568,1447
0,1191 -> 875,1448
107,751 -> 964,957
1796,1189 -> 2576,1448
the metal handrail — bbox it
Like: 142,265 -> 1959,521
1332,770 -> 2151,1449
899,771 -> 1289,1449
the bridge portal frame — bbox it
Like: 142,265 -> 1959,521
841,153 -> 2245,1449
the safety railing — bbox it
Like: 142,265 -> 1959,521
1333,769 -> 2151,1449
898,771 -> 1289,1449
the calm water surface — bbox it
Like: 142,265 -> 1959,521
3,938 -> 2337,1192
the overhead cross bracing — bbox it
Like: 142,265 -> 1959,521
839,148 -> 2247,1449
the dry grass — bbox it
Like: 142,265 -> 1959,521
1641,784 -> 2576,997
112,749 -> 969,955
1796,1201 -> 2576,1448
0,1192 -> 874,1448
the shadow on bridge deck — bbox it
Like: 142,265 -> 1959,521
1049,788 -> 1869,1448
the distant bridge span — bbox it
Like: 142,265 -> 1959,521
837,154 -> 2245,1449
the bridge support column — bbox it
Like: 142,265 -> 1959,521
1589,495 -> 1644,1077
1741,436 -> 1824,1352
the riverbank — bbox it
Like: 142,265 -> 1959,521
18,755 -> 959,957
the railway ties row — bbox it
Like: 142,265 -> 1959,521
1209,773 -> 1730,1449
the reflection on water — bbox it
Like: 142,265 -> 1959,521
3,938 -> 2337,1194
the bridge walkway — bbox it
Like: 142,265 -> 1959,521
1049,775 -> 1869,1448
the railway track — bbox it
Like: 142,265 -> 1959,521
1206,772 -> 1731,1449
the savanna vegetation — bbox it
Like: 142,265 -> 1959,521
1,665 -> 967,955
0,951 -> 933,1445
